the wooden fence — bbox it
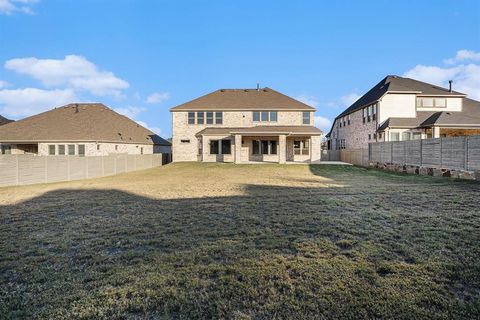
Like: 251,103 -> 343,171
321,149 -> 369,166
369,135 -> 480,171
0,154 -> 169,187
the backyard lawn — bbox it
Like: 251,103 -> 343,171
0,163 -> 479,319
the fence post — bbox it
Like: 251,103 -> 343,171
465,136 -> 469,171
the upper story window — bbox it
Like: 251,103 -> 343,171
417,97 -> 446,108
302,112 -> 310,125
188,111 -> 223,125
363,103 -> 377,123
348,115 -> 351,125
48,144 -> 56,155
253,111 -> 277,122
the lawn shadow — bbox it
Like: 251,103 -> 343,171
1,182 -> 479,319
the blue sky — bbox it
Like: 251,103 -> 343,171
1,0 -> 479,137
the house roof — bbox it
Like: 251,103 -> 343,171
377,98 -> 480,131
196,125 -> 322,136
170,87 -> 315,111
337,75 -> 466,119
0,103 -> 171,145
0,115 -> 13,126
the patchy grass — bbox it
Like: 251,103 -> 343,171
0,163 -> 479,319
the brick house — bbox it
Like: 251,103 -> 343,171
326,75 -> 480,150
0,103 -> 171,156
170,87 -> 322,163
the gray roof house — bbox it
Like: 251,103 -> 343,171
326,75 -> 480,150
0,103 -> 170,156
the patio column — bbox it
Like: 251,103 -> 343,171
433,126 -> 440,138
279,134 -> 286,164
234,134 -> 242,163
310,135 -> 321,163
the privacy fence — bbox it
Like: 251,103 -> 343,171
321,149 -> 369,166
369,135 -> 480,172
0,153 -> 169,187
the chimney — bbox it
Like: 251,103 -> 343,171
448,80 -> 453,92
256,83 -> 259,91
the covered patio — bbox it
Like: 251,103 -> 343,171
196,126 -> 322,164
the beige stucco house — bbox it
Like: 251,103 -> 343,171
0,103 -> 171,156
170,87 -> 322,163
326,76 -> 480,150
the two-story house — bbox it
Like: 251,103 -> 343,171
170,87 -> 322,163
326,75 -> 480,150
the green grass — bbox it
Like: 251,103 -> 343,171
0,163 -> 479,319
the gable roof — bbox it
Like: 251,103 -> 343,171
337,75 -> 466,119
377,98 -> 480,131
0,115 -> 13,126
0,103 -> 170,145
170,87 -> 315,111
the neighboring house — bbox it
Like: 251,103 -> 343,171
170,87 -> 322,163
0,103 -> 171,156
326,75 -> 480,150
0,115 -> 13,126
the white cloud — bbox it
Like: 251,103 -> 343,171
295,94 -> 319,108
113,106 -> 146,119
0,88 -> 77,118
0,80 -> 10,88
403,62 -> 480,100
340,92 -> 361,106
314,115 -> 332,132
146,92 -> 170,104
5,55 -> 129,97
0,0 -> 38,15
444,49 -> 480,65
136,120 -> 161,135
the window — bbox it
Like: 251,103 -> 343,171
343,117 -> 346,127
58,145 -> 65,155
140,147 -> 144,155
402,132 -> 411,141
48,144 -> 56,155
417,98 -> 434,107
210,140 -> 219,154
78,144 -> 85,156
348,115 -> 351,125
115,145 -> 118,151
339,121 -> 342,128
1,145 -> 12,155
303,112 -> 310,125
270,141 -> 277,154
367,106 -> 372,122
363,108 -> 367,123
68,145 -> 75,155
390,132 -> 400,141
197,112 -> 204,124
96,144 -> 100,151
188,112 -> 195,124
252,140 -> 260,155
261,111 -> 269,121
221,139 -> 231,154
412,132 -> 422,140
373,133 -> 377,140
372,104 -> 377,121
435,98 -> 446,107
215,112 -> 223,124
378,133 -> 382,139
270,111 -> 277,122
253,111 -> 260,122
294,140 -> 309,155
368,134 -> 371,140
181,139 -> 190,143
206,112 -> 214,124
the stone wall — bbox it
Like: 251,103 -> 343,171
370,162 -> 480,180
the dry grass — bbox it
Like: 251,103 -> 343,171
1,163 -> 479,319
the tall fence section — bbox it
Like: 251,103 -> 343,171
369,135 -> 480,178
0,153 -> 169,187
321,149 -> 369,166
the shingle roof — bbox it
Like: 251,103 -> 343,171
0,115 -> 13,126
337,75 -> 466,119
170,87 -> 315,111
377,98 -> 480,131
196,125 -> 322,136
0,103 -> 170,145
